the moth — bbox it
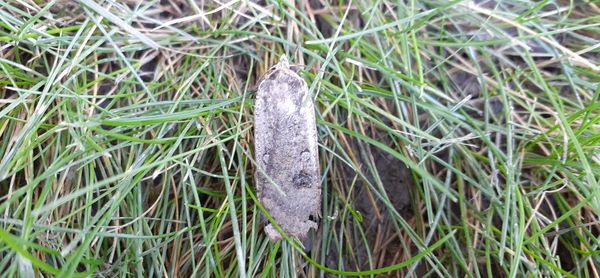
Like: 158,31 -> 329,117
254,56 -> 321,241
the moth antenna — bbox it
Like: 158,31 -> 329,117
289,64 -> 305,73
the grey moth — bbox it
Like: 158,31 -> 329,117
254,56 -> 321,241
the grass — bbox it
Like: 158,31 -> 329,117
0,0 -> 599,277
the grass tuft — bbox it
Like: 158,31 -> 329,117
0,0 -> 599,277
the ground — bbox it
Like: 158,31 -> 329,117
0,0 -> 599,277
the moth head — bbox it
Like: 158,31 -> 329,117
278,55 -> 289,69
264,55 -> 290,75
275,55 -> 303,73
255,56 -> 305,92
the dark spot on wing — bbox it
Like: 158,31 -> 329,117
292,170 -> 312,188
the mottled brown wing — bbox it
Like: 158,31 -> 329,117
254,60 -> 320,241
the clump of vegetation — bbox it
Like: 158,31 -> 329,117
0,0 -> 598,277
